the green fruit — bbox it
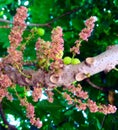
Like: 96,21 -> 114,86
63,57 -> 72,64
5,125 -> 8,128
71,58 -> 80,64
37,28 -> 45,36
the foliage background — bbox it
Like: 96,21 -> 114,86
0,0 -> 118,129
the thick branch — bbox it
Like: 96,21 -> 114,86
46,45 -> 118,86
3,45 -> 118,88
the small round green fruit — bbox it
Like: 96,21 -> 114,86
37,28 -> 45,36
63,57 -> 72,65
5,125 -> 8,128
71,58 -> 80,64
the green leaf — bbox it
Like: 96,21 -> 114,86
0,0 -> 13,5
113,0 -> 118,7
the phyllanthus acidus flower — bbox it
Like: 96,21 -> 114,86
0,89 -> 12,102
0,73 -> 12,88
76,99 -> 87,111
0,74 -> 13,102
32,87 -> 42,102
0,89 -> 7,102
87,99 -> 98,112
63,92 -> 73,105
79,16 -> 97,41
50,26 -> 64,71
70,16 -> 97,55
67,84 -> 88,100
26,103 -> 35,118
98,104 -> 117,115
7,6 -> 27,65
20,98 -> 42,128
30,118 -> 42,129
46,90 -> 54,103
35,38 -> 51,60
51,26 -> 64,60
70,40 -> 81,55
9,6 -> 27,48
7,48 -> 23,64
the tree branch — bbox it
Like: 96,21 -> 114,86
2,45 -> 118,88
0,103 -> 17,130
85,79 -> 104,91
0,5 -> 91,28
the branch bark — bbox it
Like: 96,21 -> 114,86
2,45 -> 118,88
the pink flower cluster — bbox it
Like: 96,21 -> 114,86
20,99 -> 42,128
98,104 -> 117,115
0,74 -> 12,88
70,40 -> 81,55
87,99 -> 117,114
87,99 -> 98,112
0,74 -> 13,102
26,103 -> 42,128
0,88 -> 13,102
63,92 -> 73,105
46,90 -> 54,103
79,16 -> 97,41
76,99 -> 87,110
35,26 -> 64,71
7,6 -> 27,64
32,87 -> 42,102
68,84 -> 88,100
64,84 -> 117,114
51,26 -> 64,60
7,48 -> 23,64
35,38 -> 51,68
50,26 -> 64,71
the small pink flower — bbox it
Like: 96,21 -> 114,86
0,74 -> 12,88
87,99 -> 98,112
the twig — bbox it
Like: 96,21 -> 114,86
0,18 -> 12,24
86,79 -> 104,91
48,7 -> 81,25
100,115 -> 107,130
0,6 -> 86,28
0,103 -> 17,130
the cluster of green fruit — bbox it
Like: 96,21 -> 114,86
33,27 -> 45,36
63,57 -> 80,65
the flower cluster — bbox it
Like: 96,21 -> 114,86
0,73 -> 13,102
35,38 -> 51,69
76,100 -> 87,110
50,26 -> 64,71
79,16 -> 97,41
0,74 -> 12,88
63,84 -> 117,114
46,90 -> 54,103
87,99 -> 98,112
98,104 -> 117,115
70,16 -> 97,56
0,88 -> 13,102
20,98 -> 42,128
50,26 -> 64,60
35,26 -> 64,71
67,84 -> 88,100
32,87 -> 42,102
70,40 -> 81,56
7,6 -> 27,64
